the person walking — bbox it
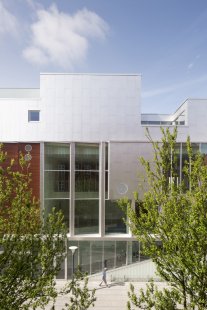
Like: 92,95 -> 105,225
99,267 -> 108,287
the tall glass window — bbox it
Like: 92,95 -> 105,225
75,200 -> 99,234
44,143 -> 70,231
75,171 -> 99,198
105,200 -> 127,234
75,144 -> 99,234
75,144 -> 99,171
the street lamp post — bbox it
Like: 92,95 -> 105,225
69,246 -> 78,277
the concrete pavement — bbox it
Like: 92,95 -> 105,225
40,280 -> 166,309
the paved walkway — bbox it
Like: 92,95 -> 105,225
42,280 -> 166,310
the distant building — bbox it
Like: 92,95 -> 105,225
1,73 -> 206,278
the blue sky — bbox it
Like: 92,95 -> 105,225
1,0 -> 207,113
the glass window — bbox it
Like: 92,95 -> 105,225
78,241 -> 91,274
105,143 -> 108,170
116,241 -> 127,267
45,171 -> 69,198
103,241 -> 115,269
75,171 -> 99,198
132,241 -> 140,263
28,110 -> 40,122
75,144 -> 99,170
105,171 -> 108,198
75,200 -> 99,234
201,143 -> 207,155
44,199 -> 70,229
201,144 -> 207,165
105,200 -> 127,234
91,241 -> 103,274
45,143 -> 70,170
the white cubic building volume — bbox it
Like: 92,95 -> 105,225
0,73 -> 206,278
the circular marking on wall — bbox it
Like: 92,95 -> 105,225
116,183 -> 128,195
24,153 -> 32,161
25,144 -> 32,152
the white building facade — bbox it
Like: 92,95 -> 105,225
1,73 -> 207,278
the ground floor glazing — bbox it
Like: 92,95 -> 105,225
57,240 -> 149,279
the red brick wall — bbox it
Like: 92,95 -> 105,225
1,143 -> 40,200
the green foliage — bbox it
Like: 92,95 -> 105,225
127,281 -> 181,310
58,269 -> 96,310
122,128 -> 207,309
0,144 -> 67,309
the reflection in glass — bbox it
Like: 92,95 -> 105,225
105,143 -> 108,170
105,200 -> 127,234
61,240 -> 151,279
104,241 -> 115,269
79,241 -> 90,274
75,144 -> 99,170
45,171 -> 69,198
201,144 -> 207,165
182,143 -> 200,163
91,241 -> 103,274
201,143 -> 207,155
44,199 -> 70,229
75,171 -> 99,198
105,171 -> 108,199
116,241 -> 126,268
75,200 -> 99,234
132,241 -> 140,263
45,143 -> 70,170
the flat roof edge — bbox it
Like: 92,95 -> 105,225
40,72 -> 141,76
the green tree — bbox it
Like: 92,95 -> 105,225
0,145 -> 96,310
122,128 -> 207,310
58,269 -> 96,310
0,144 -> 67,309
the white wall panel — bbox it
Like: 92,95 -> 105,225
1,74 -> 207,144
109,142 -> 154,200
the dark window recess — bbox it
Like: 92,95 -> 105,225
28,110 -> 40,122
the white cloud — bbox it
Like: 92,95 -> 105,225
23,4 -> 109,68
188,63 -> 194,70
0,1 -> 18,36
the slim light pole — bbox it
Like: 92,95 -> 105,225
69,246 -> 78,276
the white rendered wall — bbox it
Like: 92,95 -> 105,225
0,97 -> 41,141
109,142 -> 154,200
185,99 -> 207,142
40,73 -> 141,141
1,74 -> 207,144
0,74 -> 141,142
